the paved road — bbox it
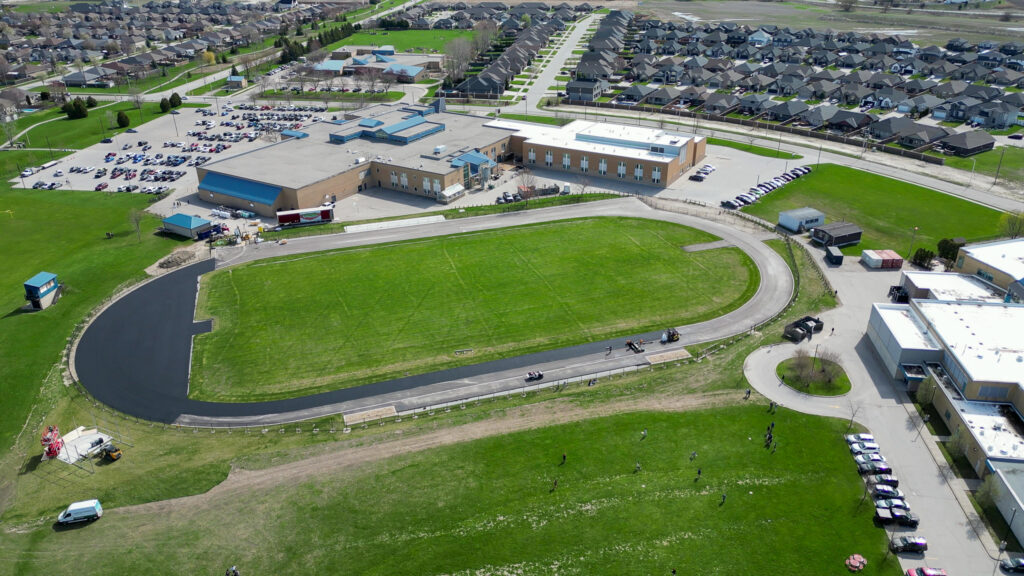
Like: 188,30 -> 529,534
742,243 -> 999,576
507,13 -> 598,113
72,198 -> 793,427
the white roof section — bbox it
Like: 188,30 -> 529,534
916,300 -> 1024,386
954,399 -> 1024,460
874,303 -> 940,351
903,271 -> 1004,302
963,238 -> 1024,281
485,119 -> 699,163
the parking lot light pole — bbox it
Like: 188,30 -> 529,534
907,226 -> 919,260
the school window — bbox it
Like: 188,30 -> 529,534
545,151 -> 553,167
359,170 -> 369,179
634,164 -> 643,181
651,167 -> 661,184
423,177 -> 431,192
501,142 -> 506,152
400,173 -> 408,189
528,148 -> 536,163
598,158 -> 607,175
390,171 -> 398,186
617,161 -> 626,178
562,153 -> 571,170
433,179 -> 441,193
580,155 -> 588,173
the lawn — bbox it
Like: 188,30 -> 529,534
497,113 -> 573,126
16,102 -> 207,150
707,137 -> 803,160
776,356 -> 852,396
741,164 -> 1004,255
0,153 -> 182,451
260,89 -> 404,102
0,407 -> 899,576
333,30 -> 476,52
191,217 -> 759,401
943,145 -> 1024,188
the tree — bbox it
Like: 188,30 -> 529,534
950,426 -> 971,458
791,348 -> 813,385
936,238 -> 965,264
818,349 -> 842,384
838,0 -> 856,11
62,97 -> 88,119
129,88 -> 144,110
575,174 -> 591,196
912,247 -> 935,268
1000,211 -> 1024,239
116,110 -> 130,128
975,474 -> 1001,507
159,97 -> 171,113
85,96 -> 98,108
916,376 -> 937,408
0,54 -> 10,85
444,37 -> 473,83
230,65 -> 239,76
202,50 -> 216,66
129,208 -> 144,242
472,20 -> 497,55
169,92 -> 182,108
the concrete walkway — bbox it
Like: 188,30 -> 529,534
742,240 -> 1001,576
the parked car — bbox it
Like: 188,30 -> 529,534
868,474 -> 899,488
875,498 -> 910,511
890,536 -> 927,554
1000,557 -> 1024,573
905,570 -> 946,576
94,182 -> 108,191
850,442 -> 881,455
875,507 -> 919,527
689,174 -> 705,182
1009,134 -> 1024,141
872,485 -> 904,499
847,433 -> 876,444
855,453 -> 886,465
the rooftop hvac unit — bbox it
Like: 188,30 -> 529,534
355,157 -> 366,164
434,144 -> 446,154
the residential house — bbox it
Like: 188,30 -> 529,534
898,125 -> 954,148
702,92 -> 739,115
827,109 -> 876,132
764,99 -> 809,121
896,93 -> 945,116
868,116 -> 916,140
968,100 -> 1019,129
797,79 -> 838,101
619,83 -> 655,102
646,85 -> 680,106
932,96 -> 982,121
739,92 -> 772,114
797,104 -> 840,128
939,130 -> 996,156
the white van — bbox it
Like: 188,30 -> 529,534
57,499 -> 103,525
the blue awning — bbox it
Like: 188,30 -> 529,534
281,130 -> 309,139
199,172 -> 282,206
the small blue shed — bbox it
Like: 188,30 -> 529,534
25,271 -> 62,310
162,213 -> 215,239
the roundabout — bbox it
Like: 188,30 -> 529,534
72,197 -> 795,427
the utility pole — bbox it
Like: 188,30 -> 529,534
907,226 -> 919,260
994,146 -> 1007,184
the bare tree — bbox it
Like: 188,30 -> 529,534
517,167 -> 537,194
444,37 -> 473,84
791,348 -> 812,385
837,0 -> 856,11
238,53 -> 260,78
575,174 -> 590,196
0,55 -> 9,86
1000,211 -> 1024,239
817,349 -> 842,384
129,208 -> 144,242
128,87 -> 144,110
472,20 -> 497,55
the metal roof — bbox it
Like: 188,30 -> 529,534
198,172 -> 282,206
162,213 -> 212,230
24,271 -> 57,288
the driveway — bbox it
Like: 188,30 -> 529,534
743,242 -> 999,576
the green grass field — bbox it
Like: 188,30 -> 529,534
706,137 -> 803,160
498,113 -> 573,126
0,154 -> 181,450
741,164 -> 1004,254
15,102 -> 207,151
191,217 -> 759,401
777,357 -> 852,396
330,30 -> 475,52
944,146 -> 1024,188
0,407 -> 898,576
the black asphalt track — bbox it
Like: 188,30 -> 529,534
75,259 -> 666,423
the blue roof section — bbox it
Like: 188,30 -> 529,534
358,118 -> 384,128
375,54 -> 395,63
199,172 -> 282,206
227,75 -> 245,82
451,151 -> 496,173
352,57 -> 369,65
314,60 -> 345,72
385,64 -> 423,77
382,115 -> 427,135
281,129 -> 309,139
25,271 -> 57,288
162,213 -> 212,230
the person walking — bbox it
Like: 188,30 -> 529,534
606,345 -> 613,355
721,493 -> 727,505
641,428 -> 647,439
552,478 -> 558,491
697,467 -> 702,478
561,453 -> 567,466
635,461 -> 642,473
690,451 -> 697,461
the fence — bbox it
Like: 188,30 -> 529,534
560,99 -> 946,165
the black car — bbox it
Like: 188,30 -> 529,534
689,174 -> 705,182
858,461 -> 892,475
869,474 -> 899,488
1009,134 -> 1024,141
890,536 -> 927,553
1001,557 -> 1024,572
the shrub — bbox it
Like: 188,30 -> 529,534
85,96 -> 98,108
116,110 -> 130,128
159,98 -> 171,113
169,92 -> 182,107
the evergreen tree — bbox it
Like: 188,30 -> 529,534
117,110 -> 130,128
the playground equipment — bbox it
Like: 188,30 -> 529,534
41,425 -> 64,460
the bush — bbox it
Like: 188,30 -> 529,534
116,110 -> 130,128
912,247 -> 935,268
159,98 -> 171,113
85,96 -> 98,108
936,238 -> 965,262
62,97 -> 89,119
40,91 -> 50,101
169,92 -> 182,107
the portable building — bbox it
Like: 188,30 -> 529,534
811,222 -> 862,247
162,213 -> 214,239
24,271 -> 62,310
778,207 -> 825,233
825,246 -> 844,266
877,250 -> 904,269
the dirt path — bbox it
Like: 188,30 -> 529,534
117,391 -> 738,517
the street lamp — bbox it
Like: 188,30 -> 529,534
968,157 -> 977,188
1004,507 -> 1018,545
907,226 -> 919,261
